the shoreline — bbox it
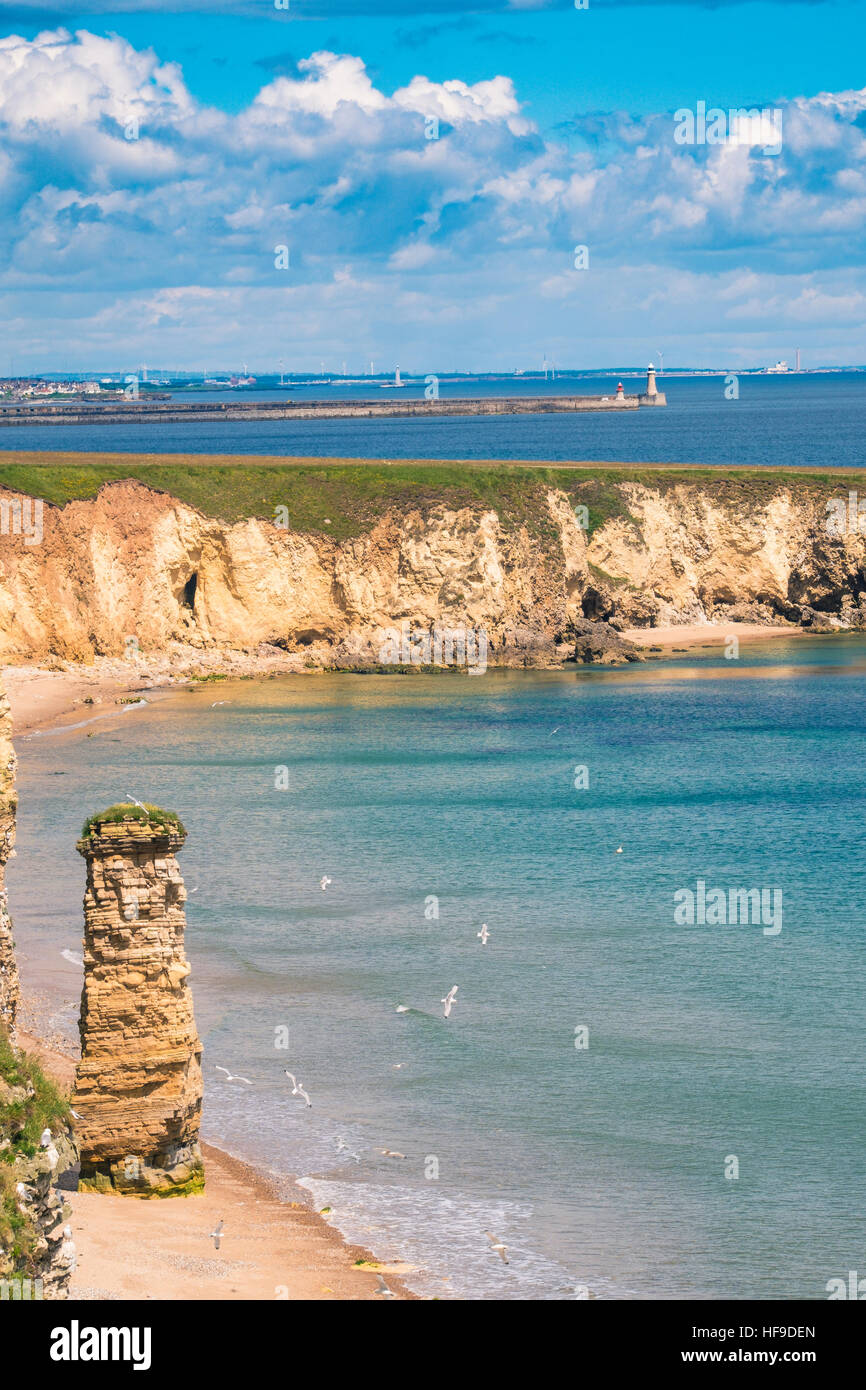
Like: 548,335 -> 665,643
16,1027 -> 416,1301
2,625 -> 818,735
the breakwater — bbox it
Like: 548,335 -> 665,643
0,393 -> 656,427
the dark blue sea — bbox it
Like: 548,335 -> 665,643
1,372 -> 864,468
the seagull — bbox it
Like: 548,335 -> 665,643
210,1220 -> 224,1251
71,1110 -> 83,1121
477,924 -> 490,946
395,1005 -> 409,1013
285,1071 -> 312,1106
441,985 -> 458,1019
485,1231 -> 509,1265
61,949 -> 83,968
381,1149 -> 407,1159
215,1066 -> 252,1084
125,794 -> 148,813
320,875 -> 332,890
39,1128 -> 51,1148
549,727 -> 561,736
210,701 -> 229,708
336,1137 -> 360,1162
616,846 -> 623,854
375,1275 -> 396,1298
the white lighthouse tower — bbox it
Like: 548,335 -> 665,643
639,362 -> 667,406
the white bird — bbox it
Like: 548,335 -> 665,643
210,700 -> 229,708
616,846 -> 623,854
395,1004 -> 409,1013
477,924 -> 490,946
125,794 -> 148,813
285,1071 -> 312,1106
485,1231 -> 509,1265
336,1136 -> 360,1162
39,1127 -> 51,1148
71,1110 -> 83,1121
320,875 -> 332,890
381,1149 -> 407,1159
61,949 -> 83,968
375,1275 -> 396,1298
215,1066 -> 252,1084
210,1220 -> 224,1251
441,985 -> 458,1019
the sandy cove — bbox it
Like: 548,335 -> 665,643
17,1032 -> 415,1302
3,624 -> 806,734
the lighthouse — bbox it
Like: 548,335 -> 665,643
638,362 -> 667,407
615,381 -> 625,402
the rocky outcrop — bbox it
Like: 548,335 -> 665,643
0,682 -> 18,1037
73,810 -> 204,1197
1,1132 -> 78,1299
1,473 -> 866,667
569,618 -> 644,666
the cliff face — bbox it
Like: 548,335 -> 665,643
0,475 -> 863,665
0,683 -> 18,1036
73,814 -> 204,1196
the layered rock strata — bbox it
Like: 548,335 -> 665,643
73,814 -> 204,1196
0,683 -> 18,1036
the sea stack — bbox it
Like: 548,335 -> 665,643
73,806 -> 204,1196
0,683 -> 19,1037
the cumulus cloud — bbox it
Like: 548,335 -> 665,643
1,27 -> 864,367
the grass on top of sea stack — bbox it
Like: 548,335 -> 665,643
80,803 -> 186,840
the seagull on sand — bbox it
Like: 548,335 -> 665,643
285,1071 -> 312,1106
441,985 -> 458,1019
215,1066 -> 252,1084
210,1220 -> 224,1251
320,875 -> 332,890
125,794 -> 148,813
477,924 -> 490,946
485,1232 -> 509,1265
375,1275 -> 396,1298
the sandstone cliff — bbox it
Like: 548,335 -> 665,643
73,808 -> 204,1197
0,683 -> 18,1035
0,472 -> 863,666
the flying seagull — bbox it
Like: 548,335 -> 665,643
215,1066 -> 252,1084
125,794 -> 148,813
477,924 -> 490,946
211,700 -> 230,707
336,1136 -> 361,1162
320,875 -> 332,890
616,846 -> 623,854
285,1071 -> 312,1106
485,1231 -> 509,1265
381,1149 -> 407,1159
395,1004 -> 409,1013
441,985 -> 458,1019
375,1275 -> 396,1298
210,1220 -> 224,1251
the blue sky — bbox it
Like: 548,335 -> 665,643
1,0 -> 864,371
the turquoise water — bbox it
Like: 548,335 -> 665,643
10,640 -> 866,1299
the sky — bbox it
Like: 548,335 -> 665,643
1,0 -> 864,373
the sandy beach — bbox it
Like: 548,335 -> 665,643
16,1031 -> 414,1301
623,622 -> 804,649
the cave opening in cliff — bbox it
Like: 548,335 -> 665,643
182,573 -> 198,611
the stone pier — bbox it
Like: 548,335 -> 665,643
0,684 -> 19,1037
73,808 -> 204,1196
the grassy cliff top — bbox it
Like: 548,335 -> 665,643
0,451 -> 853,540
0,1026 -> 71,1266
80,803 -> 186,840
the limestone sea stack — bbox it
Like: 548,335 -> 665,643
0,683 -> 19,1037
73,806 -> 204,1196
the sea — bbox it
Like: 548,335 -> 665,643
1,371 -> 865,468
10,640 -> 866,1300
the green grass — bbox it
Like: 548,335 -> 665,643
80,802 -> 185,840
0,1026 -> 71,1267
0,453 -> 851,543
